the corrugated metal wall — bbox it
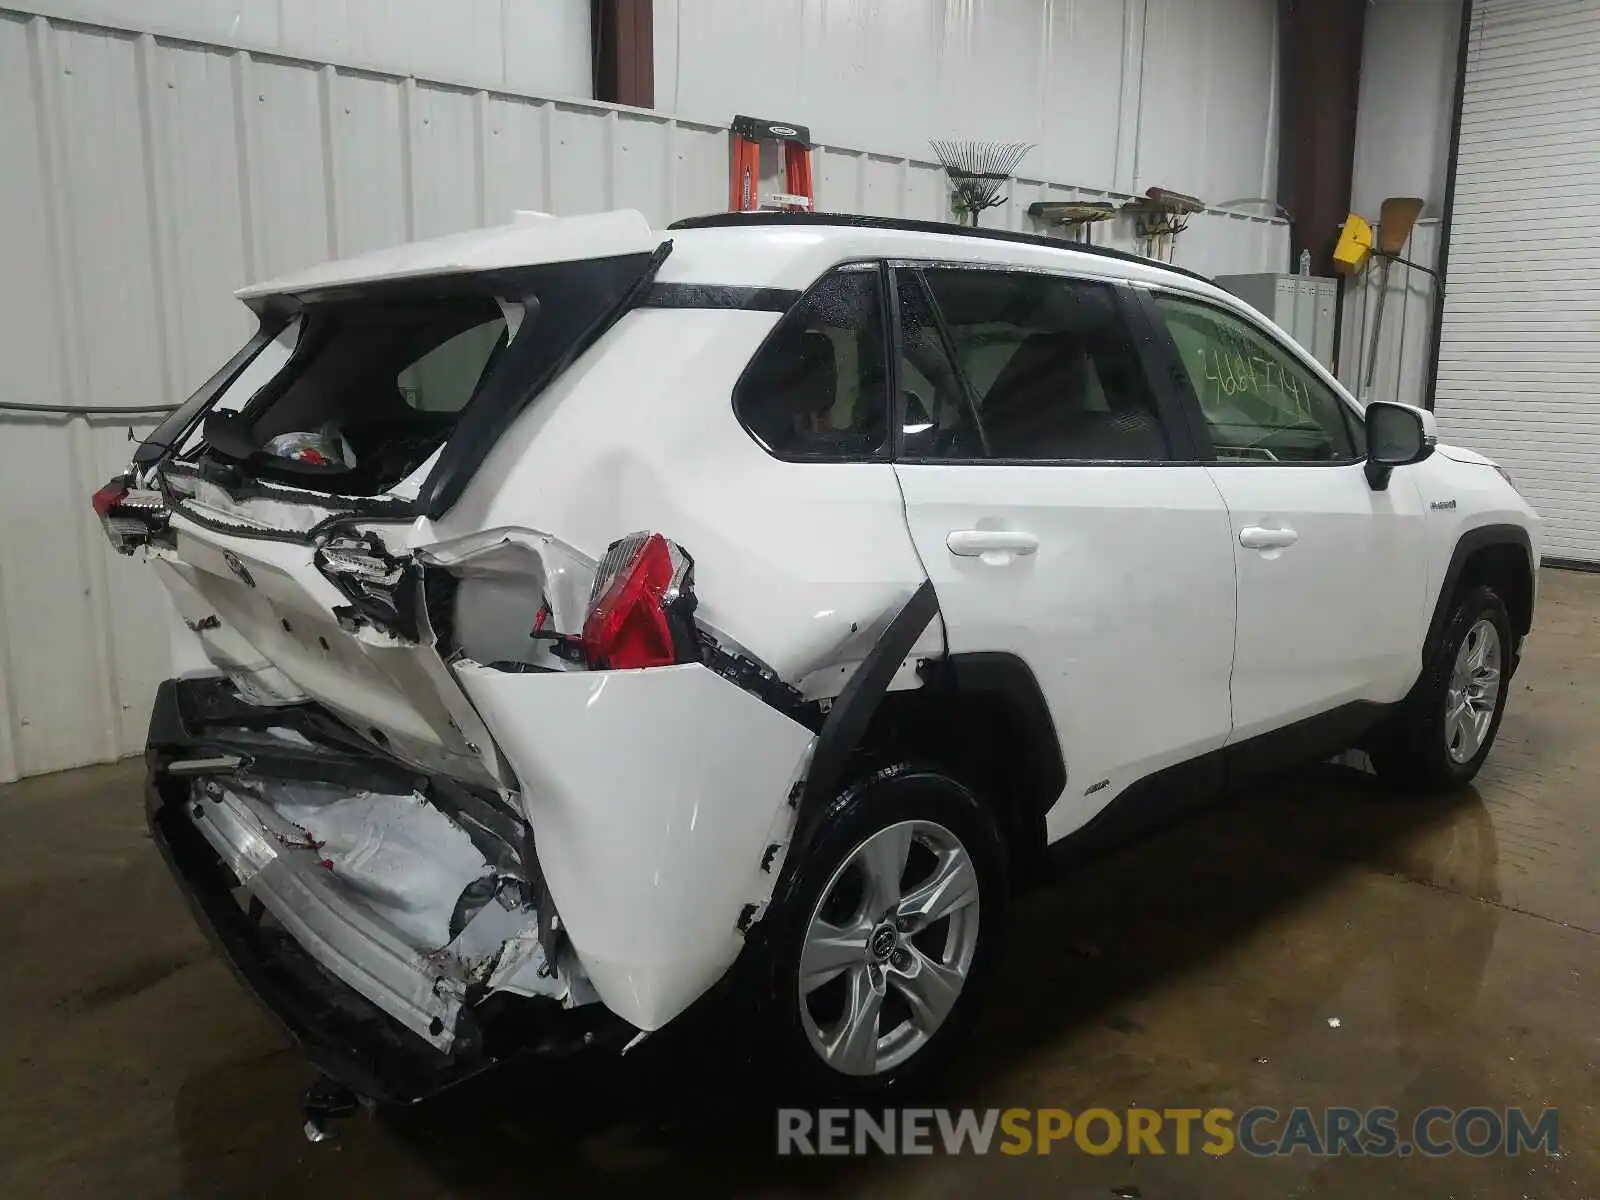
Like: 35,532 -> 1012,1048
0,5 -> 1288,782
658,0 -> 1282,203
17,0 -> 595,98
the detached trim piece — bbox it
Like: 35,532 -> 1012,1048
794,581 -> 940,850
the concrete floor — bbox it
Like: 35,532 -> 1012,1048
2,569 -> 1596,1199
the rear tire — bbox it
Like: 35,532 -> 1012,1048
752,763 -> 1007,1099
1371,585 -> 1512,793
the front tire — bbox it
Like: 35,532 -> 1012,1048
1372,584 -> 1512,792
754,763 -> 1007,1098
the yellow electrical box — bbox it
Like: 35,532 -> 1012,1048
1334,213 -> 1374,274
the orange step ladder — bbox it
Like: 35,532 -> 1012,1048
729,115 -> 814,212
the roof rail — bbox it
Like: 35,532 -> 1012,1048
666,210 -> 1215,286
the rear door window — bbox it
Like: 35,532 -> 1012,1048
734,266 -> 890,460
909,267 -> 1172,463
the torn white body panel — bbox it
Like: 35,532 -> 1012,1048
416,527 -> 598,663
423,306 -> 943,689
185,780 -> 572,1051
455,661 -> 815,1032
147,515 -> 513,788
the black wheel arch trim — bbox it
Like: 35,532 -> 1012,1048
940,650 -> 1068,818
1422,524 -> 1535,668
793,580 -> 941,852
792,586 -> 1069,872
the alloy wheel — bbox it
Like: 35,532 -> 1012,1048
1445,617 -> 1502,764
796,820 -> 981,1076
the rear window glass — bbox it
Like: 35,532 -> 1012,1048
734,267 -> 889,460
168,249 -> 660,507
398,314 -> 509,413
178,319 -> 303,454
212,297 -> 512,495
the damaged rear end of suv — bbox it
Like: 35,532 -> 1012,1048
110,210 -> 829,1111
108,209 -> 990,1120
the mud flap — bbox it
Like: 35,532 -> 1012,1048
454,661 -> 815,1031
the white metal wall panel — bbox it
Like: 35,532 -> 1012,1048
1138,0 -> 1281,203
1349,0 -> 1462,223
17,0 -> 594,99
1435,0 -> 1600,562
658,0 -> 1279,203
0,7 -> 1287,782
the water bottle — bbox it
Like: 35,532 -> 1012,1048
1299,249 -> 1311,276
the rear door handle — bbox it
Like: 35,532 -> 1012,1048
947,529 -> 1040,557
1238,525 -> 1299,550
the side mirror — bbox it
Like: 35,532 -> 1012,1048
1363,401 -> 1436,490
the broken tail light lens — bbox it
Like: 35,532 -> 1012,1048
92,478 -> 128,517
92,474 -> 168,554
314,533 -> 421,638
581,532 -> 698,669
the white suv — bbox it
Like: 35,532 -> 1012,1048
100,209 -> 1539,1107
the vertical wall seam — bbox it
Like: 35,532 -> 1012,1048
1114,0 -> 1147,195
400,75 -> 417,239
231,49 -> 260,282
605,107 -> 619,210
1260,0 -> 1280,202
498,0 -> 510,90
473,88 -> 492,224
539,100 -> 555,211
318,63 -> 341,258
663,116 -> 678,223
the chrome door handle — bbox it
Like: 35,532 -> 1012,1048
1238,525 -> 1300,550
947,529 -> 1040,557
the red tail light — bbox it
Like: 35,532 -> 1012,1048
92,479 -> 129,517
91,474 -> 169,554
581,532 -> 697,669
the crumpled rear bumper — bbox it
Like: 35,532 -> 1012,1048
144,678 -> 629,1106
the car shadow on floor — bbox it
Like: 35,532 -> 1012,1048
169,764 -> 1502,1196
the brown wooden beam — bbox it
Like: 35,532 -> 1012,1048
1277,0 -> 1366,275
593,0 -> 654,108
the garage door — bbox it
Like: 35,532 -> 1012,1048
1436,0 -> 1600,564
